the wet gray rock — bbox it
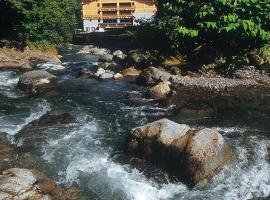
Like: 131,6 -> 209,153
26,112 -> 76,128
186,128 -> 233,184
76,68 -> 95,79
137,67 -> 171,86
17,70 -> 57,94
76,67 -> 114,80
0,168 -> 77,200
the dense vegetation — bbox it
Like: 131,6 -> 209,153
129,0 -> 270,73
155,0 -> 270,55
0,0 -> 81,47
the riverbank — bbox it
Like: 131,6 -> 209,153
66,44 -> 270,110
0,41 -> 61,71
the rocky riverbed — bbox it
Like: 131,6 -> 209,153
0,44 -> 269,200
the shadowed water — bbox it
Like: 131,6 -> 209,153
0,46 -> 269,200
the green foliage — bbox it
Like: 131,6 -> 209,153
0,0 -> 82,46
155,0 -> 270,53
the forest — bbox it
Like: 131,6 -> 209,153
0,0 -> 81,47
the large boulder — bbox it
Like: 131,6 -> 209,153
185,128 -> 233,184
128,119 -> 191,158
0,168 -> 77,200
149,82 -> 171,100
137,67 -> 171,86
128,119 -> 234,185
17,70 -> 56,94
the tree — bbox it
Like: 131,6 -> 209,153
0,0 -> 82,45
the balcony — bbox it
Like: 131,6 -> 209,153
83,14 -> 133,20
99,6 -> 135,11
99,22 -> 133,29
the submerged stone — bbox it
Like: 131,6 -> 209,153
26,112 -> 76,128
0,133 -> 17,169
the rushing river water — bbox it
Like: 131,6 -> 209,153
0,46 -> 269,200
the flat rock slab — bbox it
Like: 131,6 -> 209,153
0,168 -> 77,200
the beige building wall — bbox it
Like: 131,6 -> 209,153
82,0 -> 157,32
82,0 -> 156,19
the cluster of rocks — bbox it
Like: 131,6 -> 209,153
128,118 -> 233,186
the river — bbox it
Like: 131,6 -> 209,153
0,46 -> 269,200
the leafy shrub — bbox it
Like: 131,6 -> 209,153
156,0 -> 270,55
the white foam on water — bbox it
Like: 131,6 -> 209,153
209,136 -> 270,199
64,152 -> 187,200
0,99 -> 51,135
211,126 -> 247,134
0,71 -> 23,98
121,105 -> 169,117
0,71 -> 19,87
40,115 -> 187,200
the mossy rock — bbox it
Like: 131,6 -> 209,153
162,55 -> 185,75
